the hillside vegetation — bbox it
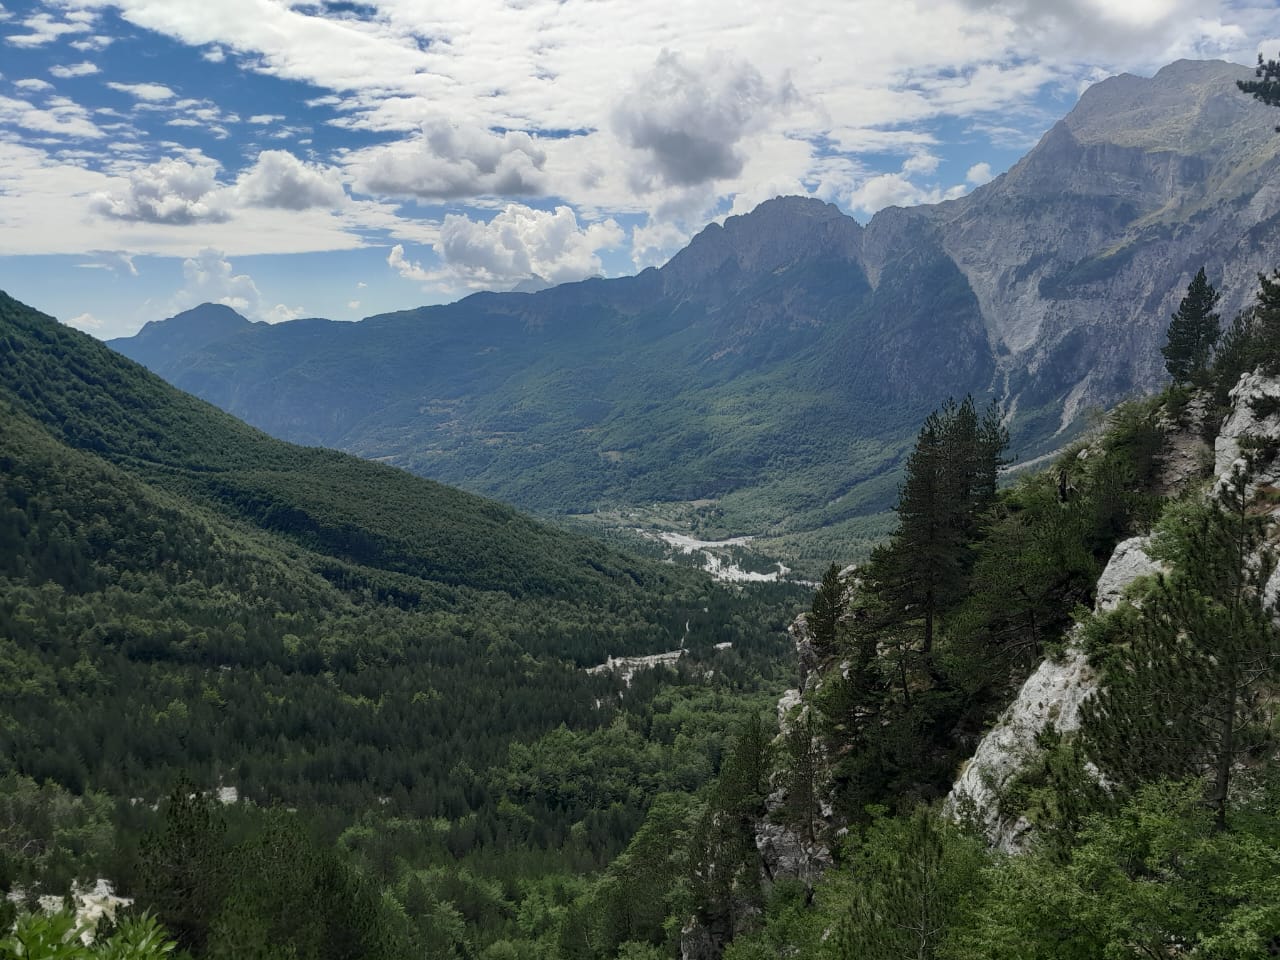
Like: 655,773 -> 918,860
0,291 -> 805,957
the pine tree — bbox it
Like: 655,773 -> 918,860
876,397 -> 1007,655
136,780 -> 229,955
808,563 -> 844,656
1238,52 -> 1280,115
1161,267 -> 1221,384
833,808 -> 986,960
1250,268 -> 1280,368
1082,465 -> 1280,828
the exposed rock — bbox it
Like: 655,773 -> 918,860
585,650 -> 684,686
26,879 -> 132,944
946,536 -> 1164,851
754,792 -> 834,887
1215,371 -> 1280,495
1094,536 -> 1164,613
776,688 -> 802,729
788,614 -> 821,693
1154,392 -> 1213,496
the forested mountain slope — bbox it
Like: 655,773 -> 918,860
0,290 -> 804,957
112,61 -> 1280,553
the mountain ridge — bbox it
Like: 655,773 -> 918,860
109,59 -> 1280,560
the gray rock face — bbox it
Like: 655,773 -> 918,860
905,60 -> 1280,440
946,536 -> 1164,851
754,793 -> 833,887
1215,371 -> 1280,493
1154,393 -> 1213,496
787,613 -> 821,694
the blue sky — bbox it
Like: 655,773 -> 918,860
0,0 -> 1278,338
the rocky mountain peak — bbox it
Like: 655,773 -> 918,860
659,195 -> 862,295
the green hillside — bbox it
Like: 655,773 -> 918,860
0,291 -> 804,954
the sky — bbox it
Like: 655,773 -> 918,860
0,0 -> 1277,339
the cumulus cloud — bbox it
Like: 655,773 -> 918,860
177,247 -> 261,314
612,50 -> 794,189
387,243 -> 432,282
174,248 -> 301,322
234,150 -> 346,210
92,156 -> 229,224
966,161 -> 995,185
390,204 -> 623,291
49,62 -> 98,78
630,218 -> 694,270
350,120 -> 546,200
14,78 -> 53,92
106,81 -> 177,102
902,152 -> 942,176
69,35 -> 114,52
846,156 -> 970,217
438,205 -> 622,286
64,312 -> 101,331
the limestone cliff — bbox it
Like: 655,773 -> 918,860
944,536 -> 1164,851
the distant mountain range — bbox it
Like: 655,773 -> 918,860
111,60 -> 1280,552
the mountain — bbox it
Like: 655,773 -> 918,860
0,289 -> 810,956
110,60 -> 1280,557
0,289 -> 799,812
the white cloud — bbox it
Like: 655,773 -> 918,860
846,157 -> 970,217
91,156 -> 229,224
15,78 -> 53,92
0,93 -> 103,138
903,152 -> 941,176
249,113 -> 284,124
349,120 -> 546,200
630,218 -> 693,270
7,11 -> 93,47
176,247 -> 260,314
264,302 -> 304,323
70,35 -> 114,52
173,247 -> 299,322
79,250 -> 139,276
49,62 -> 99,79
386,243 -> 432,283
234,150 -> 346,210
612,50 -> 794,189
64,311 -> 101,331
966,161 -> 995,185
436,204 -> 622,287
389,204 -> 623,291
106,81 -> 177,102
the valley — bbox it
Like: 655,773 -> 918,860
5,28 -> 1280,960
109,61 -> 1280,572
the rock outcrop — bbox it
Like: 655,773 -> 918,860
1154,392 -> 1213,495
946,536 -> 1164,851
1215,371 -> 1280,493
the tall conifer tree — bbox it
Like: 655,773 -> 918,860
1161,267 -> 1221,384
1082,466 -> 1280,828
